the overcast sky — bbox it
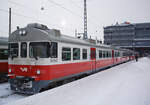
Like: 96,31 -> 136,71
0,0 -> 150,41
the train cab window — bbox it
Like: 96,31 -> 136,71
99,50 -> 102,58
73,48 -> 80,60
62,47 -> 71,61
0,49 -> 8,60
9,43 -> 19,58
21,42 -> 27,58
82,49 -> 87,60
29,42 -> 50,58
50,42 -> 58,58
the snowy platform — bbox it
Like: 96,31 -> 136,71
4,57 -> 150,105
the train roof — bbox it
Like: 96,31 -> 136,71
0,37 -> 8,45
10,23 -> 127,50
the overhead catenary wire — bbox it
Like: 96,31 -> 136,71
0,8 -> 76,33
9,0 -> 96,30
68,0 -> 100,27
8,0 -> 38,13
7,0 -> 81,33
1,0 -> 101,37
47,0 -> 83,18
48,0 -> 101,38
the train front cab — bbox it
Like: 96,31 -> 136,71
8,41 -> 56,94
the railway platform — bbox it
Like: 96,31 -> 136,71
4,57 -> 150,105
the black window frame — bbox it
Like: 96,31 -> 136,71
21,42 -> 27,58
103,51 -> 106,58
73,48 -> 80,60
29,42 -> 50,58
9,43 -> 19,58
62,47 -> 71,61
99,50 -> 102,58
50,42 -> 58,58
82,49 -> 87,60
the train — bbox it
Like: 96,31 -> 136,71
8,23 -> 135,94
0,37 -> 8,82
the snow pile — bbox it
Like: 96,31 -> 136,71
4,57 -> 150,105
0,83 -> 26,105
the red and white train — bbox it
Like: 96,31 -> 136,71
0,37 -> 8,82
8,23 -> 135,94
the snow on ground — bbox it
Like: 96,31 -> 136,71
4,57 -> 150,105
0,83 -> 12,98
0,83 -> 27,105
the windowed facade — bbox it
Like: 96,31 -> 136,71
82,49 -> 87,60
50,42 -> 58,58
104,23 -> 150,56
62,47 -> 71,61
21,42 -> 27,58
73,48 -> 80,60
29,42 -> 50,58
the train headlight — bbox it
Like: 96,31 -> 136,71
19,31 -> 22,35
37,70 -> 41,75
22,30 -> 26,35
19,30 -> 27,36
9,68 -> 11,73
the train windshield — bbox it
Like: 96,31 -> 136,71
29,42 -> 50,58
9,43 -> 19,58
0,49 -> 8,60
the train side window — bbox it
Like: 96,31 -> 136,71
73,48 -> 80,60
0,49 -> 8,60
62,47 -> 71,61
114,52 -> 116,57
82,49 -> 87,60
21,42 -> 27,58
50,42 -> 58,58
103,51 -> 105,58
118,52 -> 120,57
106,51 -> 109,58
109,52 -> 112,58
99,50 -> 102,58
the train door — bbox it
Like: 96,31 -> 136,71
112,50 -> 114,64
90,48 -> 96,71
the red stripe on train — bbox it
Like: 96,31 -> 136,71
9,58 -> 129,81
0,62 -> 8,73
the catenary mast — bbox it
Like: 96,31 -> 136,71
83,0 -> 88,39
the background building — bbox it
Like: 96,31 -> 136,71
104,22 -> 150,56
